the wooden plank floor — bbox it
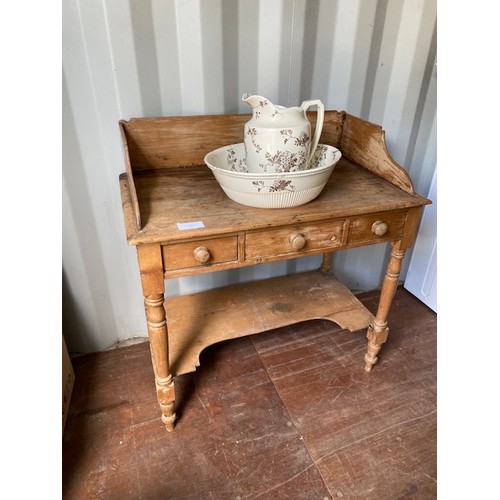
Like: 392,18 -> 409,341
62,287 -> 436,499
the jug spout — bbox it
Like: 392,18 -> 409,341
242,93 -> 279,117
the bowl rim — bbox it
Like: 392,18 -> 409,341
204,143 -> 342,179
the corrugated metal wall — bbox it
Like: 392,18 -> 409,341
62,0 -> 437,353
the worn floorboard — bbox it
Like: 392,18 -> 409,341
63,287 -> 436,499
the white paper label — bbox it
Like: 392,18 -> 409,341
176,221 -> 205,230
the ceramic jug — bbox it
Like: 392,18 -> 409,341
242,93 -> 325,173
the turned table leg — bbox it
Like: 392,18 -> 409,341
137,245 -> 176,431
320,251 -> 333,274
144,295 -> 176,431
364,241 -> 406,372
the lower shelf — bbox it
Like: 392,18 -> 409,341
165,270 -> 374,376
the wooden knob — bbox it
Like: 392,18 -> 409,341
193,246 -> 210,263
371,221 -> 388,237
289,233 -> 306,250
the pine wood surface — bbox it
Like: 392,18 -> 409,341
164,270 -> 374,376
340,114 -> 415,193
119,159 -> 428,246
120,111 -> 344,171
162,235 -> 238,272
244,219 -> 346,259
62,287 -> 437,499
119,110 -> 419,233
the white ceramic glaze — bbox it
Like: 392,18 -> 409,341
242,93 -> 325,173
204,143 -> 341,208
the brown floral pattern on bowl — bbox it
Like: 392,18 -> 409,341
252,179 -> 296,193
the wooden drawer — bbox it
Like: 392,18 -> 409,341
162,236 -> 238,271
245,221 -> 346,260
347,211 -> 407,246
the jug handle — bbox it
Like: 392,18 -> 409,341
300,100 -> 325,169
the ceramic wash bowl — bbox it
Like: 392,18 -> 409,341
204,143 -> 342,208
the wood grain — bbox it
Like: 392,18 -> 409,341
365,241 -> 406,372
136,244 -> 176,431
136,244 -> 164,296
162,235 -> 238,272
347,210 -> 407,246
245,219 -> 346,260
119,160 -> 429,246
119,110 -> 415,231
119,121 -> 141,230
340,114 -> 415,194
120,111 -> 344,172
164,270 -> 374,376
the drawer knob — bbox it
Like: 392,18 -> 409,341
372,221 -> 388,237
289,233 -> 306,250
193,246 -> 211,263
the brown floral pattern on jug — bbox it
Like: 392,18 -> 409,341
259,150 -> 307,173
246,127 -> 262,153
280,129 -> 310,147
245,124 -> 316,172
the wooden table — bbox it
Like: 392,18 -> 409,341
118,111 -> 431,432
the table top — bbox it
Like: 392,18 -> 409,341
120,157 -> 430,246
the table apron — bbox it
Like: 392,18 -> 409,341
161,210 -> 410,279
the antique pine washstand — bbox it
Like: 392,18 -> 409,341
118,111 -> 431,432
